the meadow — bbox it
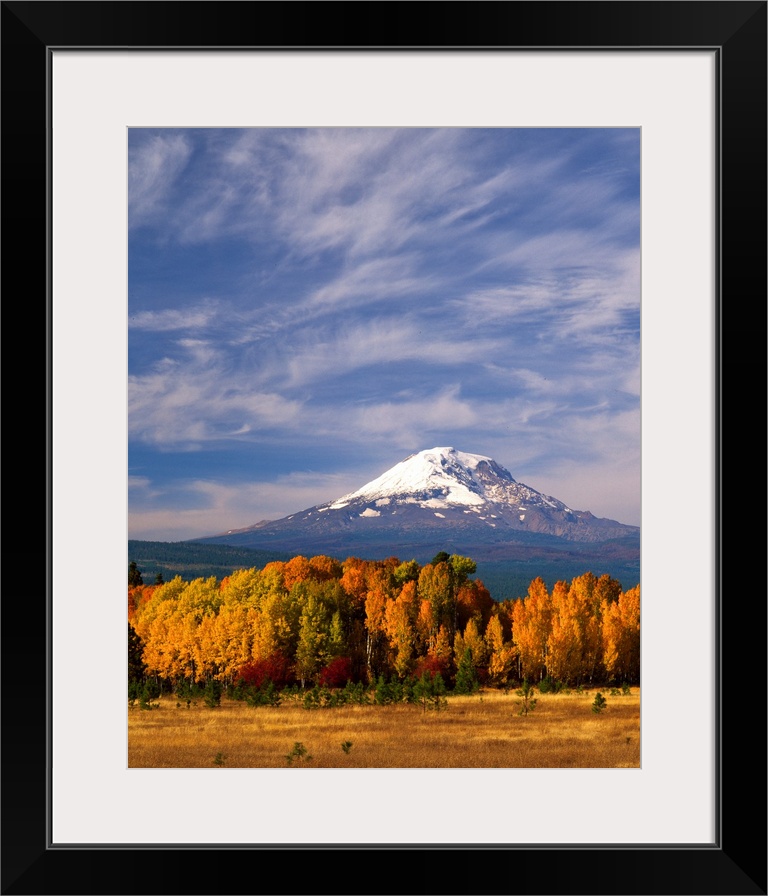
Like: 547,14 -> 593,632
128,687 -> 640,769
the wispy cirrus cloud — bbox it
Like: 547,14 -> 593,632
127,470 -> 365,541
129,133 -> 192,227
129,299 -> 221,332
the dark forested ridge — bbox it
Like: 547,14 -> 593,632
127,540 -> 294,585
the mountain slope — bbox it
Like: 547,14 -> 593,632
194,447 -> 639,565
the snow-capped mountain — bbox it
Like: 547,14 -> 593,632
196,448 -> 640,564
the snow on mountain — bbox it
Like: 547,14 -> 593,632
322,447 -> 568,515
327,448 -> 488,509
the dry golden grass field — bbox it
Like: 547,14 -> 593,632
128,687 -> 640,768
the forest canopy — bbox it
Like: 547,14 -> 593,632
128,554 -> 640,693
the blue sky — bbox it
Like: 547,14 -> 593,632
128,127 -> 640,542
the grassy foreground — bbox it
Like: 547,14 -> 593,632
128,687 -> 640,768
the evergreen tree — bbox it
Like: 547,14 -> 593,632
128,623 -> 147,684
203,678 -> 223,708
128,561 -> 143,587
453,647 -> 479,694
413,670 -> 448,714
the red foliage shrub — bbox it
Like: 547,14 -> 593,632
317,656 -> 354,688
412,654 -> 450,681
238,651 -> 293,689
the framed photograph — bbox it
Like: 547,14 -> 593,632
4,2 -> 765,894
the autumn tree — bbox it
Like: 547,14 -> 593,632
206,603 -> 260,684
218,567 -> 264,608
484,612 -> 516,687
418,560 -> 455,648
293,578 -> 351,686
546,575 -> 603,686
602,584 -> 640,684
282,556 -> 314,592
308,554 -> 344,582
511,577 -> 552,682
128,583 -> 157,626
393,559 -> 421,587
429,624 -> 453,681
456,579 -> 494,633
449,554 -> 477,585
453,617 -> 487,682
340,557 -> 369,605
384,580 -> 418,680
295,590 -> 328,686
364,571 -> 391,682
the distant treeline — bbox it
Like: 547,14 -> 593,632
128,552 -> 640,695
127,540 -> 294,585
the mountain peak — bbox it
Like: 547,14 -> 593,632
324,447 -> 511,511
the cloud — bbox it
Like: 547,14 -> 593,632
128,470 -> 363,541
278,316 -> 503,391
129,300 -> 221,332
305,255 -> 428,313
128,352 -> 304,448
129,133 -> 192,227
454,247 -> 640,355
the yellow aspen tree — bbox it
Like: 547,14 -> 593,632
384,580 -> 418,680
274,586 -> 304,658
141,600 -> 176,680
209,603 -> 254,684
594,572 -> 622,608
295,589 -> 329,687
430,624 -> 453,667
132,575 -> 185,643
602,584 -> 640,684
171,577 -> 221,682
218,567 -> 262,608
414,597 -> 433,654
418,561 -> 454,644
567,573 -> 603,684
485,612 -> 515,686
257,562 -> 287,598
457,617 -> 487,676
393,559 -> 421,587
546,575 -> 603,685
546,580 -> 580,684
364,582 -> 389,682
511,577 -> 553,682
193,613 -> 219,682
250,596 -> 281,661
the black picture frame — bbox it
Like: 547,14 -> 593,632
3,2 -> 765,894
